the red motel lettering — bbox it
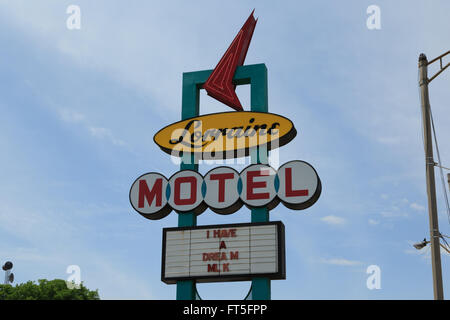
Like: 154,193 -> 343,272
285,167 -> 308,197
209,172 -> 235,202
174,176 -> 197,205
130,161 -> 321,218
138,178 -> 162,208
246,169 -> 270,200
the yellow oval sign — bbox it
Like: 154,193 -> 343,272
153,111 -> 297,159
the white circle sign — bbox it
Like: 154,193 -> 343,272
129,172 -> 171,220
168,170 -> 205,214
239,164 -> 278,208
203,166 -> 242,214
277,160 -> 321,210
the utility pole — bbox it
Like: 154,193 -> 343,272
447,173 -> 450,194
418,53 -> 444,300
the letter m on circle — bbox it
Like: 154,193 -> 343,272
138,179 -> 162,208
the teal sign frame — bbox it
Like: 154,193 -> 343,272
176,63 -> 271,300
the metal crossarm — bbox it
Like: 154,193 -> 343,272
427,50 -> 450,83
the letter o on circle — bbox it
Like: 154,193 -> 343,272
168,170 -> 206,214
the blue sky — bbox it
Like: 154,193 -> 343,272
0,0 -> 449,299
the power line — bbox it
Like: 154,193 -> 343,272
440,234 -> 450,249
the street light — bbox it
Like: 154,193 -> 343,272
413,239 -> 429,250
2,261 -> 14,285
418,50 -> 449,300
413,238 -> 450,254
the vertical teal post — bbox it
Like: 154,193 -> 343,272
248,65 -> 271,300
176,71 -> 200,300
174,64 -> 270,300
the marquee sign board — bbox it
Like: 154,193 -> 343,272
161,221 -> 285,284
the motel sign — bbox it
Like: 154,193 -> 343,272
129,11 -> 321,300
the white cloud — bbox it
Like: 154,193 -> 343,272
368,219 -> 379,225
380,210 -> 408,218
320,258 -> 363,267
89,126 -> 125,146
58,108 -> 126,146
59,108 -> 85,123
376,136 -> 402,146
320,215 -> 346,225
410,202 -> 426,211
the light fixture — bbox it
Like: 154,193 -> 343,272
413,238 -> 429,250
2,261 -> 14,285
2,261 -> 13,271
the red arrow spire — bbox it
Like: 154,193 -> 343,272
203,10 -> 257,111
